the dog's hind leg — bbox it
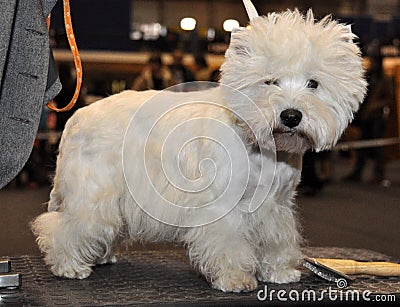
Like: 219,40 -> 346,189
32,198 -> 122,279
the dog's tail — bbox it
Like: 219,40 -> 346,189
31,212 -> 60,256
31,211 -> 101,279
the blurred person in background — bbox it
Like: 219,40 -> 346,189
132,53 -> 175,91
298,150 -> 324,196
169,49 -> 195,84
193,55 -> 212,81
344,54 -> 395,185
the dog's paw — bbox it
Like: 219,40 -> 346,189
212,272 -> 258,293
258,268 -> 301,284
96,254 -> 117,265
51,264 -> 92,279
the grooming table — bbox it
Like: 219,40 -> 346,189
0,247 -> 399,305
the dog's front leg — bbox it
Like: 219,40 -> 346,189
184,219 -> 259,292
255,202 -> 302,284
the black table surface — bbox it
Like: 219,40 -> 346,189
1,247 -> 399,306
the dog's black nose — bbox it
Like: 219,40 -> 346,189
280,109 -> 302,128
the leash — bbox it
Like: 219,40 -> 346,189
46,0 -> 82,112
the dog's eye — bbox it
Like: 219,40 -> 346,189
264,79 -> 279,86
306,79 -> 318,89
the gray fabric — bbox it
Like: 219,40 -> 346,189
0,0 -> 18,88
0,0 -> 61,189
42,0 -> 59,16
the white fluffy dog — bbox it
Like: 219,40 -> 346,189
33,1 -> 366,293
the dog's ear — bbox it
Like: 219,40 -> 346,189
230,27 -> 252,58
344,25 -> 352,34
318,11 -> 355,43
231,27 -> 245,35
227,0 -> 258,59
343,25 -> 354,42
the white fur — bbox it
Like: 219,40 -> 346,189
32,8 -> 366,292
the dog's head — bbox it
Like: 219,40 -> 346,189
220,1 -> 367,153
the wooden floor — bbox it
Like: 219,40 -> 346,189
1,156 -> 399,259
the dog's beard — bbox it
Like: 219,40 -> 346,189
238,122 -> 313,154
272,128 -> 313,153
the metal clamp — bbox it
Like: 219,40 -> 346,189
0,261 -> 11,273
0,260 -> 22,288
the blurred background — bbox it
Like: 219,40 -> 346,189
0,0 -> 399,259
47,0 -> 400,99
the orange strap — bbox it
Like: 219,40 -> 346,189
47,0 -> 82,112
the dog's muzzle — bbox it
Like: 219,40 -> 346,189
280,109 -> 302,128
